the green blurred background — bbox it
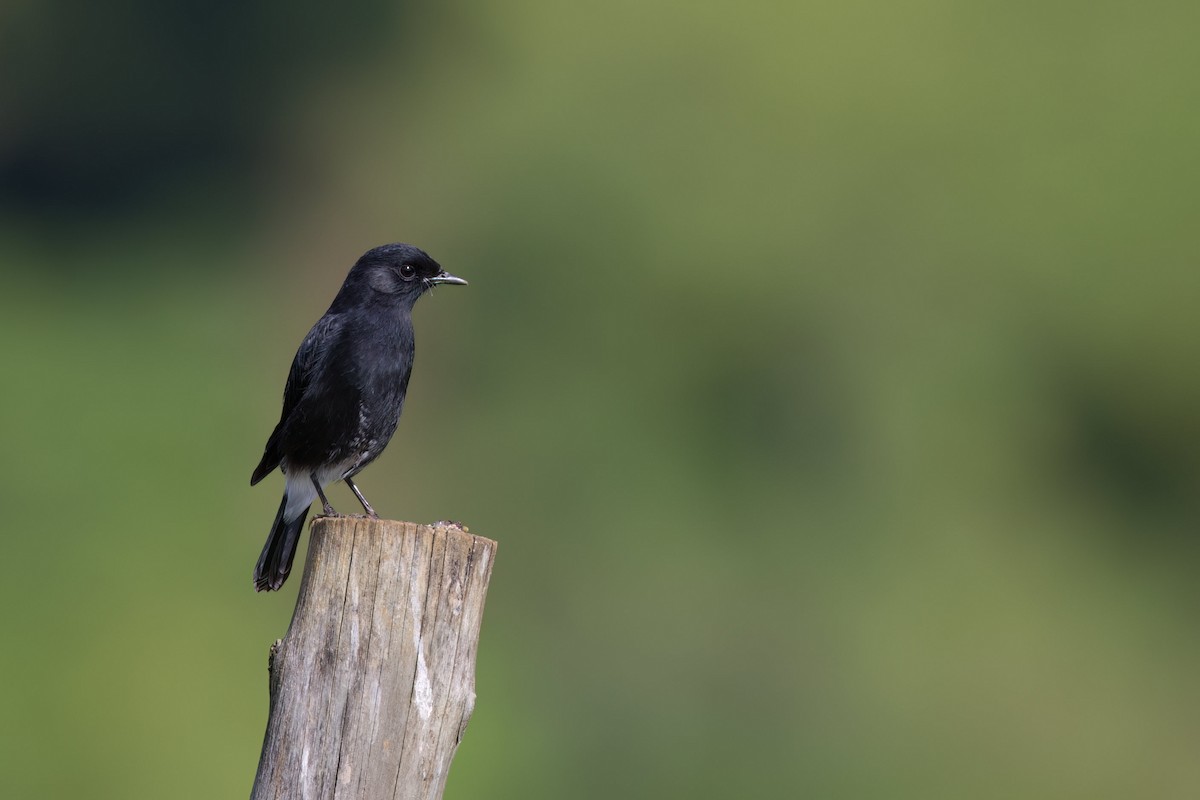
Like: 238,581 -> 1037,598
3,0 -> 1199,797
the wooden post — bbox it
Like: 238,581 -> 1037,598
251,517 -> 497,800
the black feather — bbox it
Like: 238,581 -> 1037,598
253,495 -> 309,591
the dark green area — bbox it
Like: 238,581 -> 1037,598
3,1 -> 1200,797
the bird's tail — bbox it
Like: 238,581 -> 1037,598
253,492 -> 310,592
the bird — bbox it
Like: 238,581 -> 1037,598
250,243 -> 466,591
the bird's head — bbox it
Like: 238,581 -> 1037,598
334,243 -> 467,311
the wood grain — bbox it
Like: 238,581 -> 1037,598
251,517 -> 496,800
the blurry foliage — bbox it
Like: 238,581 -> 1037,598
0,0 -> 401,223
3,0 -> 1200,798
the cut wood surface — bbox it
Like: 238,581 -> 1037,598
251,517 -> 497,800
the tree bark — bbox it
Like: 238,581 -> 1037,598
251,517 -> 497,800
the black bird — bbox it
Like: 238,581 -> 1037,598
250,243 -> 466,591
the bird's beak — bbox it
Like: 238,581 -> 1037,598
430,270 -> 468,286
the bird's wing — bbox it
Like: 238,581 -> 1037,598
281,313 -> 344,421
250,313 -> 343,485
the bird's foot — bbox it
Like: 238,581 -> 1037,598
343,477 -> 377,518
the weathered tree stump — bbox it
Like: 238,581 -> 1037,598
251,517 -> 497,800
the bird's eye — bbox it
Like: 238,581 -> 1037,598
399,264 -> 417,280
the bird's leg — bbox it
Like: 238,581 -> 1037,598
311,475 -> 338,516
345,477 -> 378,519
